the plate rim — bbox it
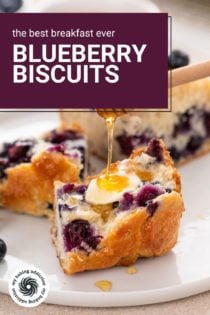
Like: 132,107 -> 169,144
1,275 -> 210,307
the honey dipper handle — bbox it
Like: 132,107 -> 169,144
169,60 -> 210,87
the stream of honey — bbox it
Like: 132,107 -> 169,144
97,109 -> 127,189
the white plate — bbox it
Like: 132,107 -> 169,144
0,112 -> 210,307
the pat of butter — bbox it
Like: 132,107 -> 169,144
86,173 -> 140,205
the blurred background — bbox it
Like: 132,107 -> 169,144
0,0 -> 209,63
154,0 -> 210,62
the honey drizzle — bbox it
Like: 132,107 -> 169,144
106,116 -> 116,176
97,109 -> 126,177
95,280 -> 112,292
127,266 -> 137,274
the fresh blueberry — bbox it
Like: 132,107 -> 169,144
63,219 -> 102,252
146,139 -> 163,162
0,0 -> 22,12
168,50 -> 189,69
0,239 -> 7,260
136,184 -> 164,207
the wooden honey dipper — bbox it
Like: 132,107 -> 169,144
169,59 -> 210,87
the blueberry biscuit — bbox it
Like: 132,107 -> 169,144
52,139 -> 184,274
0,127 -> 87,216
61,77 -> 210,166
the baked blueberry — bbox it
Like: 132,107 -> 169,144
146,139 -> 163,162
74,185 -> 87,194
61,184 -> 75,195
116,133 -> 151,156
147,201 -> 159,216
0,140 -> 34,180
118,192 -> 134,211
173,111 -> 191,137
8,142 -> 32,163
168,146 -> 182,162
136,184 -> 164,207
63,219 -> 102,252
46,129 -> 83,144
187,136 -> 202,153
58,184 -> 87,199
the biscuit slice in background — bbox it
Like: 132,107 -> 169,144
61,78 -> 210,166
0,127 -> 87,217
52,138 -> 184,275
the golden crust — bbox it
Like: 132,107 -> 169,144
130,139 -> 182,192
55,192 -> 184,275
53,140 -> 184,275
0,151 -> 80,217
